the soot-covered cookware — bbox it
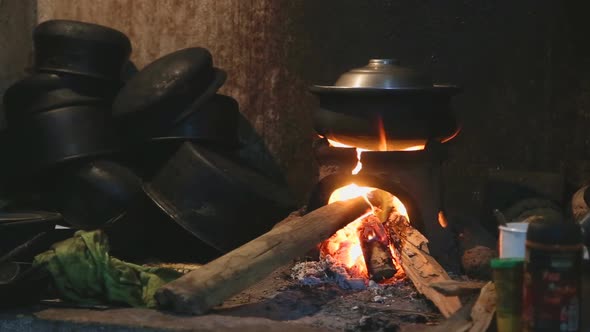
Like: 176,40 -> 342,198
113,47 -> 226,139
143,142 -> 295,252
7,105 -> 118,172
3,73 -> 120,123
34,20 -> 132,81
310,59 -> 460,151
43,160 -> 142,230
0,211 -> 61,255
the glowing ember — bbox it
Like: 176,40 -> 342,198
438,211 -> 448,228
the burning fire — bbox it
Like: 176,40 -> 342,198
321,139 -> 410,282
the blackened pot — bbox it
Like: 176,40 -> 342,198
312,91 -> 458,151
34,20 -> 131,81
0,262 -> 50,309
310,59 -> 460,151
113,48 -> 226,139
3,73 -> 120,123
144,142 -> 295,252
114,94 -> 241,179
43,160 -> 142,230
162,94 -> 240,145
105,191 -> 223,263
0,211 -> 61,255
8,105 -> 118,173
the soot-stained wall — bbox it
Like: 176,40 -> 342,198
35,1 -> 590,214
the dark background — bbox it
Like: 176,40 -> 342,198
5,0 -> 590,218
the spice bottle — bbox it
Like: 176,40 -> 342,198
522,215 -> 583,332
492,258 -> 525,331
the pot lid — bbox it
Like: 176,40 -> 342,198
310,58 -> 459,94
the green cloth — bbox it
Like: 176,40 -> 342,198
33,230 -> 182,308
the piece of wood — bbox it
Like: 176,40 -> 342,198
426,298 -> 476,332
386,215 -> 461,318
398,241 -> 463,318
359,215 -> 397,281
430,280 -> 487,296
155,197 -> 370,314
469,282 -> 496,332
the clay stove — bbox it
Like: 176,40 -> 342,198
307,58 -> 462,278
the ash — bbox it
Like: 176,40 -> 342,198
291,255 -> 367,290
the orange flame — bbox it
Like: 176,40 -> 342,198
322,136 -> 411,281
377,117 -> 388,151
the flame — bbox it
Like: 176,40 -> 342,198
392,196 -> 409,220
401,145 -> 425,151
322,139 -> 410,282
328,183 -> 375,204
377,117 -> 388,151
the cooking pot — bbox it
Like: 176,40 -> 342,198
144,142 -> 295,252
3,73 -> 120,123
113,47 -> 226,140
310,59 -> 460,151
7,105 -> 118,173
0,211 -> 62,255
43,160 -> 142,230
34,20 -> 132,81
105,191 -> 223,263
114,94 -> 241,179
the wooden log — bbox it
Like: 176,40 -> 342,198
430,280 -> 487,296
155,197 -> 370,314
426,298 -> 476,332
469,282 -> 496,332
385,214 -> 462,318
359,215 -> 397,281
399,241 -> 463,318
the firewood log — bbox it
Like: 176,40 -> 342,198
155,197 -> 370,315
430,280 -> 487,296
469,282 -> 496,332
359,215 -> 397,280
386,215 -> 462,318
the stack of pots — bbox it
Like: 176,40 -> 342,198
0,20 -> 294,263
3,20 -> 130,176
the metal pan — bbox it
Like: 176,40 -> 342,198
144,142 -> 295,252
